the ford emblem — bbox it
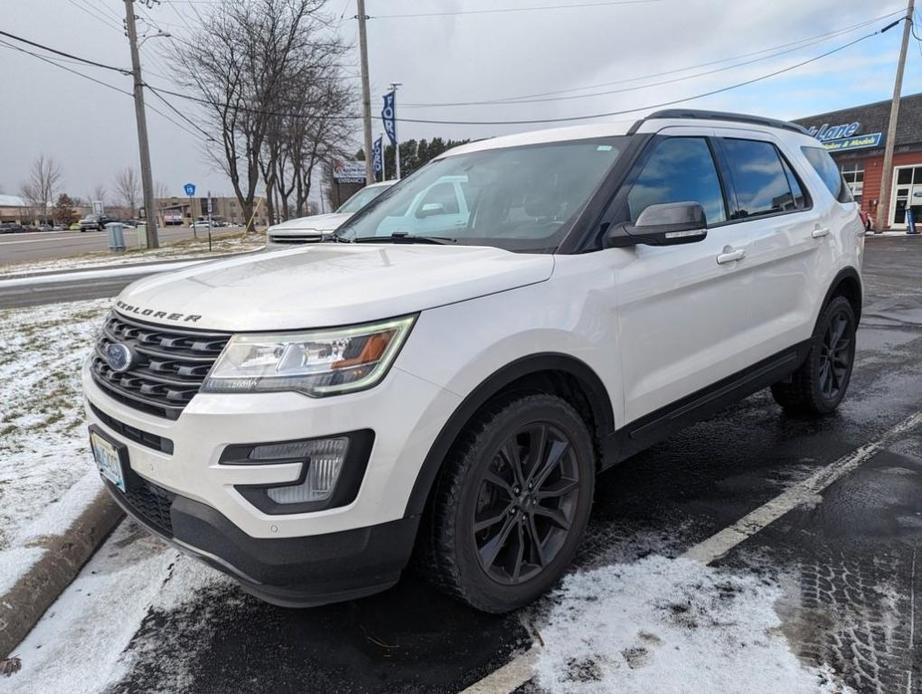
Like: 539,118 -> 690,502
105,343 -> 134,373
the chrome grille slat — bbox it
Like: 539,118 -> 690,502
91,311 -> 231,420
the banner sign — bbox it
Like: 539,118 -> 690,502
822,132 -> 883,153
381,91 -> 397,146
372,136 -> 384,176
333,160 -> 367,184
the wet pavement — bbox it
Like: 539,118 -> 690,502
8,235 -> 922,693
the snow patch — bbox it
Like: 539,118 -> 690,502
534,556 -> 849,694
0,546 -> 45,596
14,471 -> 103,545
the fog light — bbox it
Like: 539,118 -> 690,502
265,437 -> 349,504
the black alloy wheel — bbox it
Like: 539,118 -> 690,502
418,394 -> 595,613
473,423 -> 580,585
818,310 -> 852,400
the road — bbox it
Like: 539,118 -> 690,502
4,236 -> 922,694
0,225 -> 240,264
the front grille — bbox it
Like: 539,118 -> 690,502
90,403 -> 174,454
121,478 -> 175,536
91,311 -> 230,420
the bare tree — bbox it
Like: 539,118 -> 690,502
114,168 -> 141,217
171,0 -> 337,232
19,155 -> 62,224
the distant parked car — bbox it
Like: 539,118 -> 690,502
266,181 -> 396,247
69,222 -> 81,231
163,214 -> 184,226
79,214 -> 114,232
0,222 -> 24,234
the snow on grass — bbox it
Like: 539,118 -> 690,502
0,524 -> 229,694
0,231 -> 265,277
0,299 -> 111,590
534,556 -> 850,694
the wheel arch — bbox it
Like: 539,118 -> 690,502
821,267 -> 862,323
403,353 -> 615,518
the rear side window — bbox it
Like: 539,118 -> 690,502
627,137 -> 727,225
720,138 -> 804,218
802,146 -> 853,203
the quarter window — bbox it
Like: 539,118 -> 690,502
802,146 -> 853,203
721,139 -> 802,218
628,137 -> 726,225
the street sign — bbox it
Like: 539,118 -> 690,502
183,182 -> 196,197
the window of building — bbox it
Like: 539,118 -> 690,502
839,161 -> 864,202
721,138 -> 804,218
628,137 -> 727,225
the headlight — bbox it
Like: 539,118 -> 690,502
201,315 -> 415,397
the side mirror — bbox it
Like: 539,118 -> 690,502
416,202 -> 445,218
606,201 -> 708,247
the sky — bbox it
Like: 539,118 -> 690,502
0,0 -> 916,203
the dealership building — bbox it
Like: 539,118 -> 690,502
794,92 -> 922,230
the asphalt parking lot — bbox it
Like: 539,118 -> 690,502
6,235 -> 922,694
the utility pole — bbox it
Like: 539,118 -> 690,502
356,0 -> 374,187
123,0 -> 160,248
390,82 -> 402,179
877,0 -> 915,231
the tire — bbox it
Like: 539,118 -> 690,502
417,394 -> 595,613
771,296 -> 857,415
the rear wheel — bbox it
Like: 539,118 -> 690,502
418,394 -> 595,613
771,295 -> 856,415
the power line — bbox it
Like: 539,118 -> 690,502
143,22 -> 888,126
0,29 -> 130,74
0,37 -> 208,142
64,0 -> 124,33
403,9 -> 906,107
145,84 -> 217,140
372,0 -> 661,19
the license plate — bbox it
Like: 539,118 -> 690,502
91,432 -> 126,492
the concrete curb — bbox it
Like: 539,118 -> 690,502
0,490 -> 123,657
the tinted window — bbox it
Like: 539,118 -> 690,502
721,139 -> 798,218
628,137 -> 726,225
802,146 -> 853,203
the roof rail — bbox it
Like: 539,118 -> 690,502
627,109 -> 810,136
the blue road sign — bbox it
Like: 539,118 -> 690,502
184,182 -> 196,197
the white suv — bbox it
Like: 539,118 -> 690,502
84,110 -> 864,613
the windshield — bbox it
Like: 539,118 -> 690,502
337,185 -> 391,214
336,137 -> 627,252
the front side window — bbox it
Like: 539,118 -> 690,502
721,138 -> 799,218
802,146 -> 853,203
627,137 -> 726,225
337,137 -> 627,252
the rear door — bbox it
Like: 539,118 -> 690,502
710,129 -> 822,357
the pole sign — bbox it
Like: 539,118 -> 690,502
372,135 -> 384,177
183,182 -> 196,197
332,160 -> 367,184
381,91 -> 397,146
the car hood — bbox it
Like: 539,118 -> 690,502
267,213 -> 351,236
116,244 -> 555,330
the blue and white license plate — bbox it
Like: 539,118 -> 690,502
91,432 -> 125,492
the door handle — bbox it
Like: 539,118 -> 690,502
716,247 -> 746,265
812,227 -> 830,238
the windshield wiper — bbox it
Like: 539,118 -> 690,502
353,232 -> 457,245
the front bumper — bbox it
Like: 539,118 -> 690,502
83,357 -> 461,602
103,475 -> 418,606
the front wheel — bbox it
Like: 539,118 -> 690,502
418,394 -> 595,613
771,296 -> 856,415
